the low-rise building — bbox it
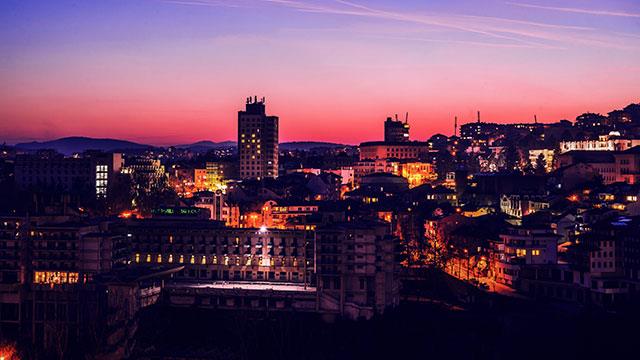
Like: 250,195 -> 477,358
491,226 -> 559,286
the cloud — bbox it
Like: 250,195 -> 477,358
160,0 -> 640,50
506,2 -> 640,18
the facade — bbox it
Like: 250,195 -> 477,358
261,200 -> 320,229
205,161 -> 235,189
121,157 -> 167,195
0,217 -> 136,354
491,226 -> 559,286
126,217 -> 400,320
193,190 -> 240,226
559,133 -> 640,153
238,97 -> 279,180
528,148 -> 555,172
384,116 -> 410,142
194,168 -> 208,191
500,194 -> 550,218
326,167 -> 355,186
14,151 -> 122,199
128,219 -> 313,284
460,121 -> 502,141
316,221 -> 400,319
557,147 -> 640,185
398,161 -> 437,188
518,217 -> 640,308
358,141 -> 429,161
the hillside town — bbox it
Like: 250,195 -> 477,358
1,99 -> 640,358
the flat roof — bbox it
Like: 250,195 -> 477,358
168,281 -> 316,292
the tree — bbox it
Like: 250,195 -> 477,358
523,156 -> 534,174
535,153 -> 547,174
106,173 -> 134,215
504,143 -> 520,172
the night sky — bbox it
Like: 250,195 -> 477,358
1,0 -> 639,145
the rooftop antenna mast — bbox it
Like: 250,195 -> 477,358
477,111 -> 481,123
454,116 -> 458,137
405,112 -> 409,124
395,113 -> 398,121
534,114 -> 538,124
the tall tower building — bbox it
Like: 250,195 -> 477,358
384,115 -> 410,143
238,96 -> 279,180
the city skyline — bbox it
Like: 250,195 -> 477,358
1,0 -> 639,145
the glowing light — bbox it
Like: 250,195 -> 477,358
259,225 -> 268,233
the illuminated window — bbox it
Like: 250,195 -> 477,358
68,272 -> 79,283
146,254 -> 151,263
179,255 -> 184,263
532,250 -> 541,256
201,256 -> 207,264
33,271 -> 79,285
168,254 -> 174,263
190,255 -> 195,264
157,254 -> 162,263
516,249 -> 527,257
135,253 -> 140,263
169,235 -> 174,243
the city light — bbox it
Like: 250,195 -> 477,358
1,1 -> 638,357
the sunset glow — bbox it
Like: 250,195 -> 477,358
1,0 -> 639,145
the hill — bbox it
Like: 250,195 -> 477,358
14,137 -> 155,155
279,141 -> 349,151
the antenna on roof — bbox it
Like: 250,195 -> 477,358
454,116 -> 458,137
477,111 -> 481,123
395,113 -> 398,121
405,112 -> 409,124
534,114 -> 538,124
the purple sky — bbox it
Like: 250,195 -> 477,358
1,0 -> 639,145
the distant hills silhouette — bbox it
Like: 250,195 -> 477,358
13,137 -> 348,155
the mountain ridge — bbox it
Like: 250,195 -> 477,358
12,137 -> 350,154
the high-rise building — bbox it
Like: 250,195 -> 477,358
15,150 -> 122,199
384,116 -> 410,143
238,96 -> 279,180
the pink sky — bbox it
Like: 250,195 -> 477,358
1,0 -> 639,145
